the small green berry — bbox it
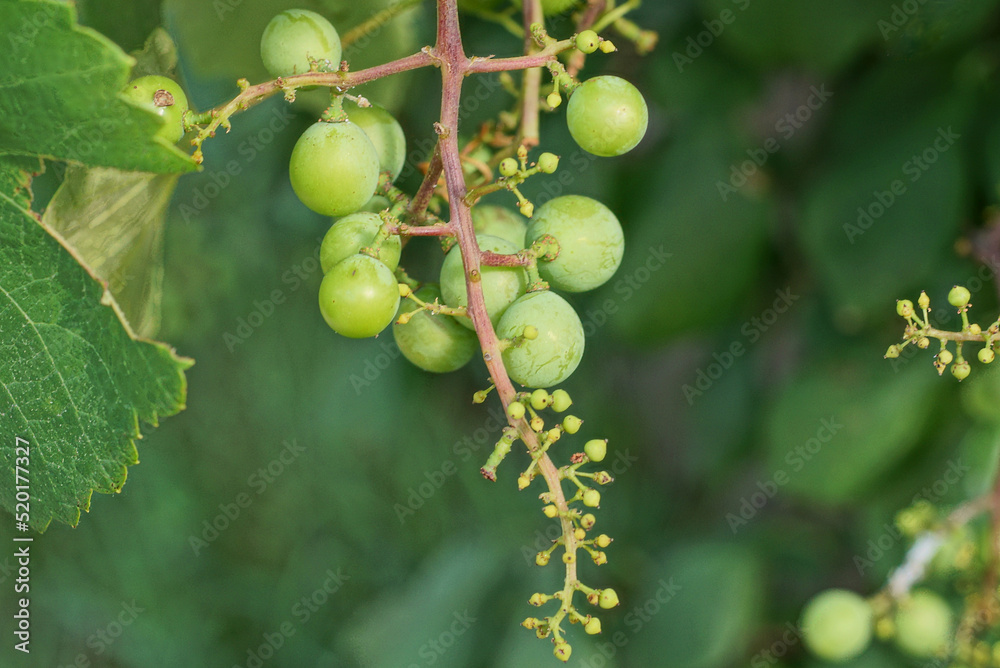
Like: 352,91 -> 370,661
584,617 -> 602,635
522,325 -> 539,340
531,388 -> 551,410
918,291 -> 930,309
938,349 -> 954,365
530,416 -> 545,432
562,551 -> 576,564
897,299 -> 915,317
969,323 -> 982,335
546,428 -> 561,442
473,390 -> 488,404
551,389 -> 573,412
519,200 -> 534,217
537,152 -> 559,174
595,534 -> 612,548
574,527 -> 586,540
593,551 -> 608,565
529,592 -> 545,606
508,402 -> 526,421
553,642 -> 572,662
562,415 -> 582,434
980,348 -> 995,364
599,39 -> 616,53
546,92 -> 562,109
518,474 -> 531,490
884,345 -> 901,359
499,157 -> 519,177
584,439 -> 607,462
536,552 -> 550,566
917,337 -> 930,349
580,513 -> 596,530
599,588 -> 620,609
575,29 -> 600,54
583,489 -> 601,507
543,504 -> 559,518
948,285 -> 971,308
952,361 -> 971,381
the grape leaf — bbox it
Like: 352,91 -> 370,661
0,0 -> 196,174
0,154 -> 191,531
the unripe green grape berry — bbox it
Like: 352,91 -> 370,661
551,389 -> 572,412
546,427 -> 561,442
392,286 -> 477,373
530,388 -> 551,410
260,9 -> 342,79
584,438 -> 607,462
583,489 -> 601,507
522,325 -> 538,340
543,504 -> 558,518
526,195 -> 624,292
497,291 -> 585,388
530,416 -> 544,432
894,590 -> 953,657
979,348 -> 995,364
508,402 -> 526,421
567,76 -> 648,157
952,361 -> 971,380
320,212 -> 401,273
290,121 -> 380,216
598,589 -> 619,609
884,345 -> 900,359
599,39 -> 616,53
553,642 -> 572,662
917,337 -> 930,349
344,101 -> 406,182
546,92 -> 562,109
948,285 -> 971,308
593,551 -> 608,565
562,415 -> 582,434
471,205 -> 528,247
122,75 -> 189,143
318,255 -> 399,338
800,589 -> 873,662
580,513 -> 596,530
562,551 -> 575,564
499,157 -> 519,177
576,29 -> 600,54
535,552 -> 550,566
584,617 -> 601,635
970,323 -> 982,335
440,234 -> 527,330
918,291 -> 930,309
938,349 -> 954,365
573,527 -> 585,540
537,152 -> 559,174
897,299 -> 915,317
595,534 -> 612,548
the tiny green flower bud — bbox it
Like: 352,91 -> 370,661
575,29 -> 600,53
529,593 -> 545,606
396,311 -> 413,325
518,474 -> 531,490
536,552 -> 550,566
599,588 -> 620,609
519,200 -> 534,218
551,389 -> 573,412
472,390 -> 488,404
584,617 -> 602,635
938,349 -> 954,365
546,428 -> 562,442
970,323 -> 982,336
948,285 -> 971,308
587,591 -> 600,606
980,348 -> 995,364
595,534 -> 612,548
583,489 -> 601,507
553,642 -> 572,662
918,291 -> 930,309
562,551 -> 576,564
537,152 -> 559,174
508,402 -> 526,421
499,157 -> 519,177
543,504 -> 559,518
952,360 -> 971,381
884,345 -> 900,359
523,325 -> 539,340
562,415 -> 582,434
398,283 -> 412,297
530,416 -> 544,432
599,39 -> 616,53
581,513 -> 596,530
917,337 -> 930,349
522,617 -> 539,629
546,92 -> 562,109
574,527 -> 586,540
530,388 -> 551,409
593,551 -> 608,565
584,439 -> 607,462
897,299 -> 914,317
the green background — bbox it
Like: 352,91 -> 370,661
5,0 -> 1000,666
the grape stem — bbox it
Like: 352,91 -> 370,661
434,0 -> 581,608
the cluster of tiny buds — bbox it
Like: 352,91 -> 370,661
886,286 -> 999,380
491,146 -> 560,217
522,587 -> 620,660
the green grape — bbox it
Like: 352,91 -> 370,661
122,75 -> 189,143
318,254 -> 399,338
800,589 -> 873,662
566,76 -> 648,157
260,9 -> 342,80
497,291 -> 585,388
894,589 -> 953,657
575,30 -> 600,54
289,121 -> 380,217
584,439 -> 606,462
948,285 -> 971,308
344,101 -> 406,182
526,195 -> 623,292
440,234 -> 528,330
472,205 -> 527,247
320,212 -> 401,273
392,286 -> 478,373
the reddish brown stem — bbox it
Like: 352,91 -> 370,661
481,250 -> 531,266
409,144 -> 444,224
390,223 -> 455,237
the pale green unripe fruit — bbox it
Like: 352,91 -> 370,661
260,9 -> 342,79
800,589 -> 873,662
344,101 -> 406,182
320,212 -> 401,273
894,590 -> 953,657
290,121 -> 380,217
567,76 -> 648,157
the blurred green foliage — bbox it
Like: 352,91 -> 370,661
7,0 -> 1000,666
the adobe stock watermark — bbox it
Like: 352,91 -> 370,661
683,287 -> 800,405
717,85 -> 833,202
519,448 -> 639,564
223,239 -> 323,352
842,126 -> 959,244
178,106 -> 295,224
577,577 -> 682,668
726,417 -> 843,533
189,439 -> 307,555
672,0 -> 752,73
233,567 -> 349,668
854,458 -> 970,576
877,0 -> 930,40
749,622 -> 803,668
407,610 -> 477,668
580,245 -> 673,338
57,600 -> 145,668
